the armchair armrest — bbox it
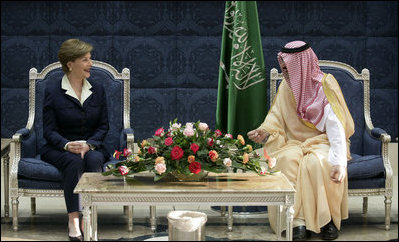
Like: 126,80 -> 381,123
120,128 -> 134,152
10,130 -> 27,195
15,128 -> 30,138
14,128 -> 37,158
371,128 -> 391,143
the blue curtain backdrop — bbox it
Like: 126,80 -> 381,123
1,1 -> 398,142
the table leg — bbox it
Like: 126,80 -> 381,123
227,205 -> 233,232
128,206 -> 133,232
83,206 -> 91,241
91,206 -> 97,241
286,205 -> 294,241
276,205 -> 282,240
150,205 -> 156,232
220,206 -> 226,216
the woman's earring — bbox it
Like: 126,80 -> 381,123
69,68 -> 72,72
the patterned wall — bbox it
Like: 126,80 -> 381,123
1,1 -> 398,142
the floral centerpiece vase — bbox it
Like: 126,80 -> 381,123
103,119 -> 277,182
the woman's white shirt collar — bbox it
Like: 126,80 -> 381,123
61,74 -> 92,106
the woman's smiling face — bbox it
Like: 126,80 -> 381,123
68,52 -> 92,79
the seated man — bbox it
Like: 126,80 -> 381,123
248,40 -> 354,240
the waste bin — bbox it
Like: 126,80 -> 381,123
167,210 -> 207,241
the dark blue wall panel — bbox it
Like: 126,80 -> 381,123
1,1 -> 398,142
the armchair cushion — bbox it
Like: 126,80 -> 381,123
18,157 -> 120,183
347,154 -> 385,180
18,158 -> 63,182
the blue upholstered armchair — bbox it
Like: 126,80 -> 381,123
270,60 -> 393,230
9,61 -> 134,231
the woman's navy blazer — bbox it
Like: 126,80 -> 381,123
41,78 -> 109,157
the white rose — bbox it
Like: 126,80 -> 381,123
198,122 -> 209,131
268,157 -> 277,169
223,158 -> 232,167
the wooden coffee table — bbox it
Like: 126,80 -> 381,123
75,172 -> 295,241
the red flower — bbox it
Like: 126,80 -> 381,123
189,161 -> 202,174
215,129 -> 222,137
225,134 -> 233,139
207,138 -> 214,146
164,137 -> 173,146
114,150 -> 122,160
118,165 -> 129,176
171,145 -> 184,160
123,148 -> 132,157
154,127 -> 164,137
148,146 -> 157,154
190,143 -> 199,154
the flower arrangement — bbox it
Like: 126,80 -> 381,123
103,119 -> 277,181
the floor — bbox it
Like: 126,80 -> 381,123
1,144 -> 398,241
1,181 -> 398,241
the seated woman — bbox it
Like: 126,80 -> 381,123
248,40 -> 354,241
41,39 -> 109,241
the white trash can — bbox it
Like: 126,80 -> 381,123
167,210 -> 207,241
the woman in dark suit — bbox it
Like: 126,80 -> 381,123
41,39 -> 109,241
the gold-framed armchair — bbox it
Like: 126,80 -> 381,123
9,60 -> 134,232
270,60 -> 393,230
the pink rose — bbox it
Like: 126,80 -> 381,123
118,165 -> 129,176
148,146 -> 157,154
164,137 -> 173,146
155,163 -> 166,175
154,127 -> 164,137
214,129 -> 222,137
183,127 -> 195,137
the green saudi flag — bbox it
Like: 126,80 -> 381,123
216,1 -> 268,146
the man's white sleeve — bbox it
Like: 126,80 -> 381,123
317,104 -> 347,167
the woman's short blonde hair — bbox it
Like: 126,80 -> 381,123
58,39 -> 93,73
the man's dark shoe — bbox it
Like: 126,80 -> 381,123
321,221 -> 338,240
293,225 -> 311,241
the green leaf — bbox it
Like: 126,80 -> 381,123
102,169 -> 116,176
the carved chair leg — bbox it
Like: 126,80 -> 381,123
31,197 -> 36,215
384,196 -> 392,230
362,197 -> 368,215
12,197 -> 19,231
